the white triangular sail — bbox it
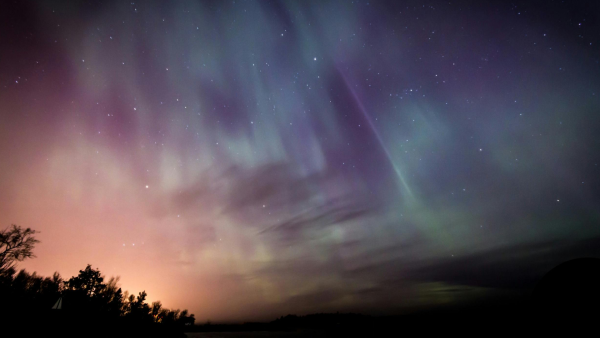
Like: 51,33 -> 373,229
52,297 -> 62,310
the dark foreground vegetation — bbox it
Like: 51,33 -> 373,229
185,302 -> 600,337
0,225 -> 193,337
3,224 -> 600,337
185,310 -> 534,336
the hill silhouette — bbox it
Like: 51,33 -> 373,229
532,257 -> 600,320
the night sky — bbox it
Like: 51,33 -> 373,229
2,0 -> 600,322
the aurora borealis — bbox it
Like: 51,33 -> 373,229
2,0 -> 600,322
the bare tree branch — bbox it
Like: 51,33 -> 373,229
0,224 -> 40,272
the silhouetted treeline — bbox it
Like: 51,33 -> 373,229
184,313 -> 374,334
184,304 -> 594,336
0,264 -> 194,338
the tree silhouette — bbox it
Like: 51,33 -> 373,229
177,309 -> 195,326
0,225 -> 196,336
0,224 -> 39,273
128,290 -> 152,322
0,268 -> 63,313
151,301 -> 163,321
65,264 -> 106,297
